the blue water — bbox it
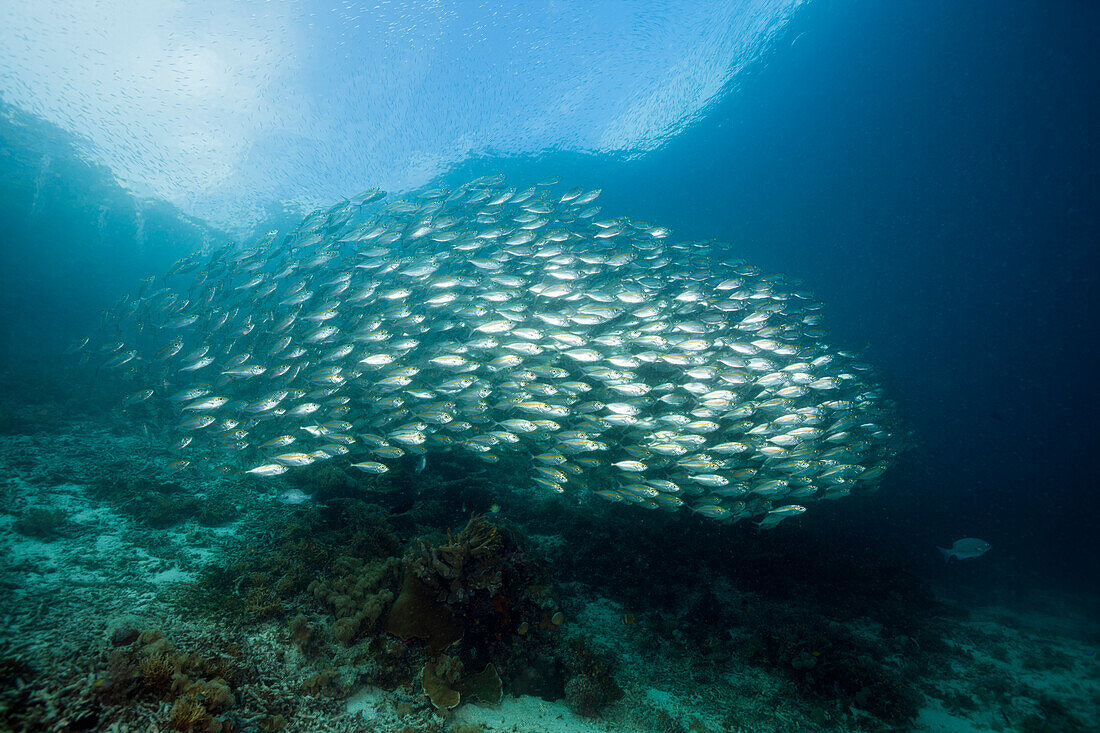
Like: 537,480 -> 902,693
0,1 -> 1097,729
6,0 -> 1094,588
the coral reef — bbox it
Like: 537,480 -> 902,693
2,435 -> 1096,733
385,570 -> 463,656
12,506 -> 72,540
421,656 -> 462,710
455,663 -> 503,705
309,555 -> 400,645
384,515 -> 509,655
560,637 -> 622,717
420,656 -> 503,711
14,415 -> 1080,732
90,628 -> 240,732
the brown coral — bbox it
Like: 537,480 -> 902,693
421,656 -> 463,710
559,637 -> 622,718
185,678 -> 234,711
139,653 -> 176,691
384,571 -> 462,656
419,658 -> 502,711
564,675 -> 604,718
168,694 -> 209,731
301,668 -> 337,696
308,555 -> 399,645
244,587 -> 284,619
288,614 -> 317,652
385,513 -> 551,659
456,664 -> 503,705
409,515 -> 503,605
384,517 -> 501,652
108,628 -> 240,730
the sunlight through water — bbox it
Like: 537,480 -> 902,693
0,0 -> 805,229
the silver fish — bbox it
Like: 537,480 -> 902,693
92,175 -> 903,528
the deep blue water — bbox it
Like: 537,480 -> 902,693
1,0 -> 1097,597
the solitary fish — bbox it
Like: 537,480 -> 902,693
938,538 -> 991,562
276,488 -> 316,505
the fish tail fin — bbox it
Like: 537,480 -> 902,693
937,546 -> 952,563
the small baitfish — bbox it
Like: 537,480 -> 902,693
87,173 -> 904,530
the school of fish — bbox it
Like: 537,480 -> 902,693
83,174 -> 903,529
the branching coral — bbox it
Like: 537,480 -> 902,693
139,653 -> 176,691
169,694 -> 209,731
95,628 -> 240,730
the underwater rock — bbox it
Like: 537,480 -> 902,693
110,627 -> 141,648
